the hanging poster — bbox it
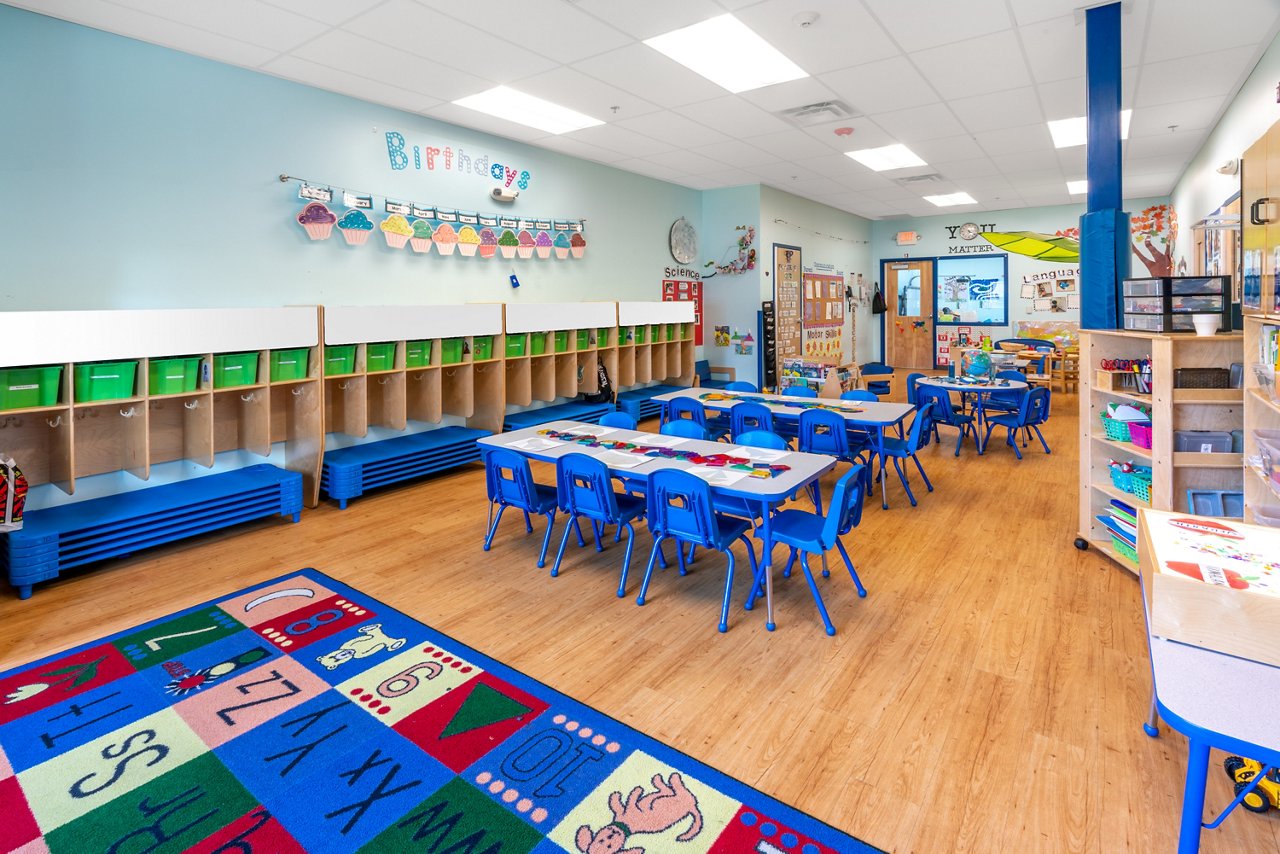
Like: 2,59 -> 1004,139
661,279 -> 703,344
714,325 -> 730,347
935,255 -> 1008,325
774,244 -> 802,365
801,268 -> 845,362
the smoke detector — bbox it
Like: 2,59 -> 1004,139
792,11 -> 819,28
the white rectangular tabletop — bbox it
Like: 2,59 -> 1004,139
652,388 -> 915,428
478,420 -> 835,502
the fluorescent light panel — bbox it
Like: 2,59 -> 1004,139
1067,180 -> 1088,195
452,86 -> 603,134
844,144 -> 927,172
644,14 -> 808,94
923,192 -> 977,207
1048,109 -> 1132,148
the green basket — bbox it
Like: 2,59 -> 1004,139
665,323 -> 676,340
635,326 -> 647,344
622,327 -> 634,344
1100,414 -> 1134,442
576,329 -> 590,350
1129,472 -> 1152,503
405,340 -> 431,368
0,366 -> 62,410
441,338 -> 464,365
554,331 -> 570,353
530,333 -> 547,356
324,345 -> 357,376
366,341 -> 397,372
597,327 -> 611,346
1110,534 -> 1138,564
270,348 -> 310,381
505,335 -> 526,357
213,352 -> 259,388
148,357 -> 200,395
473,335 -> 494,361
74,360 -> 137,402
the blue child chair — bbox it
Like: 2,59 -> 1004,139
729,401 -> 774,441
840,389 -> 879,402
984,370 -> 1029,414
637,468 -> 759,633
859,363 -> 893,397
599,410 -> 638,430
746,465 -> 868,636
660,420 -> 710,441
725,381 -> 758,392
662,396 -> 707,427
551,453 -> 648,597
983,386 -> 1051,459
734,429 -> 788,451
483,448 -> 574,569
916,385 -> 973,456
905,372 -> 925,405
878,403 -> 936,507
786,385 -> 818,398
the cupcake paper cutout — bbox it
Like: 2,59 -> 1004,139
458,225 -> 481,257
516,230 -> 535,260
534,230 -> 553,259
297,202 -> 336,240
570,232 -> 587,259
553,232 -> 571,260
409,219 -> 434,254
433,222 -> 458,255
380,214 -> 413,248
336,210 -> 373,245
498,229 -> 519,260
478,228 -> 498,259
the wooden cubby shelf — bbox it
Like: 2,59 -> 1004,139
1242,314 -> 1280,524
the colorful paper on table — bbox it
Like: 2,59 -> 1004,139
0,570 -> 879,853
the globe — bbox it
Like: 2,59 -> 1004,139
963,350 -> 993,380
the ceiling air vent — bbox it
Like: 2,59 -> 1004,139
895,173 -> 945,186
775,100 -> 857,127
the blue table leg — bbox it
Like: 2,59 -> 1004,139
1178,738 -> 1210,854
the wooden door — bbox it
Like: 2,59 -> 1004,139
883,259 -> 934,369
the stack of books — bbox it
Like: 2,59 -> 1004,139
1096,499 -> 1138,562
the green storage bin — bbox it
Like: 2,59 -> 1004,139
270,348 -> 310,381
505,335 -> 526,357
148,357 -> 200,395
74,360 -> 138,402
0,366 -> 62,410
441,338 -> 464,364
405,340 -> 431,368
665,323 -> 676,340
366,341 -> 397,372
576,329 -> 590,350
635,326 -> 648,344
324,345 -> 357,376
213,352 -> 259,388
530,333 -> 547,356
597,327 -> 611,346
473,335 -> 494,360
554,331 -> 570,353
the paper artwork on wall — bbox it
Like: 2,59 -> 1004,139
337,209 -> 373,245
735,332 -> 754,355
662,279 -> 703,344
296,202 -> 336,240
714,325 -> 730,347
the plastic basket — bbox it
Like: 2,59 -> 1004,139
576,329 -> 590,350
1109,534 -> 1138,564
665,323 -> 676,340
74,360 -> 138,402
441,338 -> 464,365
530,333 -> 547,356
270,348 -> 309,381
213,352 -> 259,388
1108,466 -> 1132,493
148,357 -> 200,395
1129,471 -> 1152,503
1100,414 -> 1134,442
1253,363 -> 1279,403
1254,504 -> 1280,528
554,331 -> 570,353
324,345 -> 357,376
1174,367 -> 1230,389
0,366 -> 63,410
473,335 -> 494,361
366,342 -> 397,372
597,327 -> 611,346
1128,422 -> 1153,449
635,326 -> 648,344
505,335 -> 526,357
405,340 -> 431,368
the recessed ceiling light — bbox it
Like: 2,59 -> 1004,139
923,192 -> 977,207
452,86 -> 603,134
644,14 -> 808,94
844,144 -> 927,172
1048,109 -> 1133,148
1067,180 -> 1088,195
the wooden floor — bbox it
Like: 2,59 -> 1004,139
2,380 -> 1277,853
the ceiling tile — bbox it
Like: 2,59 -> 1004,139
673,95 -> 793,138
993,150 -> 1061,175
949,86 -> 1044,134
263,55 -> 441,113
344,0 -> 557,82
910,135 -> 987,164
1122,155 -> 1183,178
1128,95 -> 1230,138
799,116 -> 895,153
571,43 -> 728,108
973,123 -> 1053,156
818,56 -> 940,115
575,0 -> 725,40
735,0 -> 900,75
613,111 -> 733,148
512,66 -> 662,123
1143,0 -> 1280,64
261,0 -> 384,25
1055,145 -> 1087,175
640,148 -> 726,175
1123,131 -> 1202,161
870,103 -> 966,143
1134,47 -> 1260,108
612,157 -> 695,184
862,0 -> 1013,51
748,161 -> 827,185
562,123 -> 678,157
1035,77 -> 1085,118
1018,14 -> 1083,84
290,31 -> 491,100
422,102 -> 557,142
689,138 -> 778,168
737,77 -> 843,113
1007,0 -> 1086,26
533,134 -> 632,164
416,0 -> 632,63
931,156 -> 1002,179
911,31 -> 1034,101
783,176 -> 850,197
737,129 -> 830,161
105,0 -> 330,52
697,167 -> 763,187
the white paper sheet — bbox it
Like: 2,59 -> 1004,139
567,424 -> 616,437
686,467 -> 748,487
507,437 -> 557,451
726,446 -> 787,463
596,450 -> 653,469
632,433 -> 686,447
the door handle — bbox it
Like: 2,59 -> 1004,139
1251,197 -> 1274,225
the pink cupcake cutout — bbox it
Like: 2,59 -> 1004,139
534,231 -> 553,259
337,210 -> 373,245
409,219 -> 434,254
380,214 -> 413,248
297,202 -> 336,240
570,232 -> 586,259
458,225 -> 481,257
478,228 -> 497,259
498,229 -> 519,260
553,232 -> 571,260
433,223 -> 458,255
516,230 -> 536,260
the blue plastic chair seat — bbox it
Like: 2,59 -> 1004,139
767,508 -> 826,544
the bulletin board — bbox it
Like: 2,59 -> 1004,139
801,269 -> 845,362
935,254 -> 1008,326
773,244 -> 802,363
661,279 -> 703,344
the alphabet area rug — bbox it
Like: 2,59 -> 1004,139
0,568 -> 881,854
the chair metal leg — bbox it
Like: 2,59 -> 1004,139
537,511 -> 556,568
835,539 -> 866,597
797,553 -> 836,636
820,551 -> 830,578
637,536 -> 665,605
745,539 -> 774,611
617,522 -> 636,598
484,503 -> 508,551
551,514 -> 575,577
718,550 -> 735,633
911,453 -> 933,492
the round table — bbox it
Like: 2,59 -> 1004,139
917,376 -> 1028,454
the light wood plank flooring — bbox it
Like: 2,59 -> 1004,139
1,383 -> 1275,853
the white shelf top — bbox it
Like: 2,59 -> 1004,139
618,301 -> 695,326
0,307 -> 319,366
504,301 -> 616,334
324,304 -> 503,344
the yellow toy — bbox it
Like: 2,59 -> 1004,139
1224,756 -> 1280,813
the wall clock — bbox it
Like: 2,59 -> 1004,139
958,222 -> 981,240
669,217 -> 698,264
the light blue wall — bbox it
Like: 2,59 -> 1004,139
699,186 -> 762,384
0,6 -> 701,311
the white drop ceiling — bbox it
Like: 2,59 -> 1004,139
10,0 -> 1280,219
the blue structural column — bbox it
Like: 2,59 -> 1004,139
1079,2 -> 1129,330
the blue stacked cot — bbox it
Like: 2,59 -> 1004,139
502,401 -> 615,432
321,426 -> 490,509
617,384 -> 687,422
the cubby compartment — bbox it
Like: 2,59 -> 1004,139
149,392 -> 214,466
0,409 -> 71,491
212,388 -> 269,457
